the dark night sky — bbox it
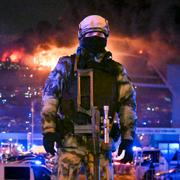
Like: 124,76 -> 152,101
0,0 -> 180,36
0,1 -> 65,34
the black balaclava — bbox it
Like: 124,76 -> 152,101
80,36 -> 107,54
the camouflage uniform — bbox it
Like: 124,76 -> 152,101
41,49 -> 137,179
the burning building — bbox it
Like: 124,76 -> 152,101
0,32 -> 178,133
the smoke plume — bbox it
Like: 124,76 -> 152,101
0,0 -> 179,71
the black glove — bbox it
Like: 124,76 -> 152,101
110,123 -> 120,142
43,132 -> 61,156
101,138 -> 116,152
118,139 -> 133,163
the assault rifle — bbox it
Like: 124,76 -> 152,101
74,69 -> 111,179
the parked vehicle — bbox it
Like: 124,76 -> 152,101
0,163 -> 51,180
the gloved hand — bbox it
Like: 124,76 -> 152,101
101,141 -> 112,151
118,139 -> 133,163
110,123 -> 120,142
101,138 -> 116,152
43,132 -> 61,156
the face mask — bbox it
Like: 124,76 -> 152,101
80,36 -> 107,53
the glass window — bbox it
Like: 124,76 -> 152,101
169,143 -> 179,150
5,166 -> 30,179
159,143 -> 168,149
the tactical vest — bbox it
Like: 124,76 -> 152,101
57,54 -> 120,136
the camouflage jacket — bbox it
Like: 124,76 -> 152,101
41,52 -> 137,140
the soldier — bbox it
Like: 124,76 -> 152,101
41,15 -> 137,179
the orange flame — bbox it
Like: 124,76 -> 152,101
1,48 -> 25,63
1,32 -> 178,72
108,33 -> 178,70
32,44 -> 76,70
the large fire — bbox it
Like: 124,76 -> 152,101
1,48 -> 25,64
0,33 -> 178,71
108,33 -> 178,71
32,44 -> 76,69
1,44 -> 76,70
